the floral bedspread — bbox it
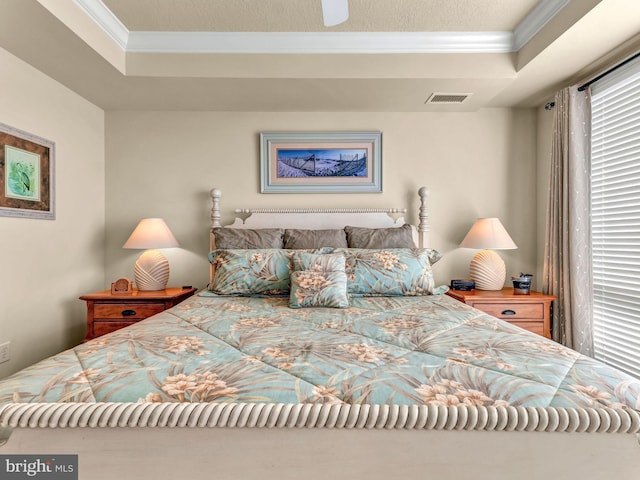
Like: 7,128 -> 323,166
1,293 -> 639,409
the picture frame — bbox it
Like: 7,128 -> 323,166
0,122 -> 55,219
260,132 -> 382,193
111,278 -> 133,295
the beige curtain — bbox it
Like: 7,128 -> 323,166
543,86 -> 593,355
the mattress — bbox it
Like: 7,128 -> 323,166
2,292 -> 638,410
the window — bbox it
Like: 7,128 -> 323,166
590,56 -> 640,378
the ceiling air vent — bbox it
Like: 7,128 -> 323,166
425,93 -> 471,104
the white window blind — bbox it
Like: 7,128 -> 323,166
590,56 -> 640,379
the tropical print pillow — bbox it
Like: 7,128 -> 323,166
289,253 -> 349,308
334,248 -> 438,296
208,249 -> 292,295
291,251 -> 345,272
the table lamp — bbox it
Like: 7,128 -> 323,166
459,217 -> 517,290
123,218 -> 179,291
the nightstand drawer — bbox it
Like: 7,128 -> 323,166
94,303 -> 165,319
93,321 -> 138,337
446,288 -> 555,338
81,287 -> 197,340
471,302 -> 544,319
510,321 -> 545,336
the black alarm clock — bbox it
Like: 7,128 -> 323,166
450,279 -> 475,291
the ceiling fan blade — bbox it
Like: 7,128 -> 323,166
321,0 -> 349,27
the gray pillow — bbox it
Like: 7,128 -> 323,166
284,229 -> 348,249
345,224 -> 416,249
212,228 -> 284,249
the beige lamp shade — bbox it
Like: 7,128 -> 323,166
460,218 -> 517,290
123,218 -> 179,291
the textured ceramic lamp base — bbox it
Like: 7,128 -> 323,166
134,249 -> 170,291
469,249 -> 506,290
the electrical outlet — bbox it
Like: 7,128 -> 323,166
0,342 -> 10,363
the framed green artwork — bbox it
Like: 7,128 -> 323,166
0,122 -> 55,219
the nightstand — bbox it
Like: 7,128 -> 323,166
80,287 -> 197,340
446,287 -> 556,338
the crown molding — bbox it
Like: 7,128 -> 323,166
74,0 -> 568,55
126,31 -> 514,54
513,0 -> 570,50
74,0 -> 128,49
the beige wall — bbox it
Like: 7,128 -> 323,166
0,47 -> 105,377
105,109 -> 539,291
0,45 -> 545,381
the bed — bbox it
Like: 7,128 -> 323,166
1,187 -> 639,480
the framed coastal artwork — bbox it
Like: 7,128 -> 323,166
260,132 -> 382,193
0,122 -> 55,219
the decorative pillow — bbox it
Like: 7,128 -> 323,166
208,249 -> 292,295
345,224 -> 416,249
413,247 -> 442,265
291,251 -> 345,272
334,248 -> 439,296
289,253 -> 349,308
212,228 -> 284,249
284,229 -> 348,249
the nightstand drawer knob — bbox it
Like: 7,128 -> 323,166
121,309 -> 137,316
502,309 -> 516,315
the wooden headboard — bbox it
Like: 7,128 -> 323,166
209,186 -> 430,250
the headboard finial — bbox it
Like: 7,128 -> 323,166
210,188 -> 221,229
418,187 -> 430,248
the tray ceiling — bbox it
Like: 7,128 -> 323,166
0,0 -> 637,111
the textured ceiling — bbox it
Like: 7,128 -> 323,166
102,0 -> 540,32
